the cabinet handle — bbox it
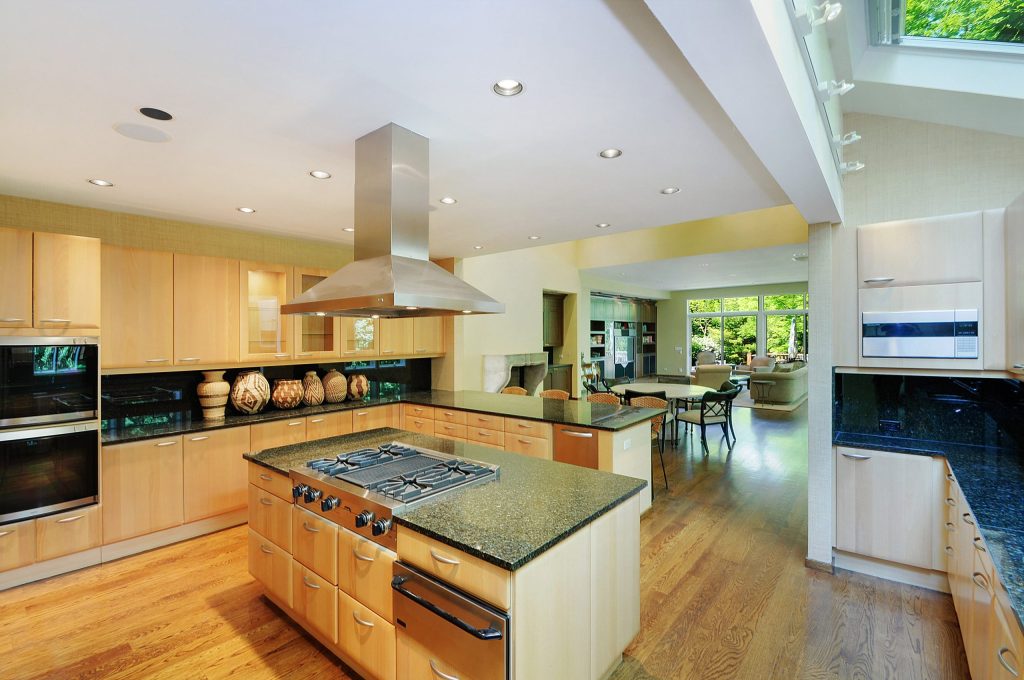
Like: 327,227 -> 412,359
273,353 -> 289,358
442,425 -> 454,431
973,537 -> 987,552
0,531 -> 10,537
296,352 -> 312,357
259,498 -> 273,506
356,412 -> 368,417
38,318 -> 70,323
998,647 -> 1020,677
352,611 -> 376,628
517,423 -> 532,428
260,544 -> 274,555
57,515 -> 83,523
189,436 -> 209,442
353,547 -> 375,562
302,576 -> 321,590
302,522 -> 320,533
840,452 -> 871,460
310,418 -> 325,424
562,430 -> 594,439
413,407 -> 424,412
413,420 -> 424,425
946,473 -> 955,481
863,277 -> 895,284
429,660 -> 459,680
343,350 -> 357,355
259,473 -> 273,481
962,513 -> 975,526
442,412 -> 454,417
429,549 -> 460,565
381,350 -> 394,354
145,358 -> 169,363
518,439 -> 533,445
476,431 -> 491,437
973,572 -> 989,590
179,357 -> 201,362
0,317 -> 25,322
287,421 -> 302,427
1014,364 -> 1024,370
155,441 -> 177,447
945,498 -> 955,506
945,522 -> 955,531
945,546 -> 953,555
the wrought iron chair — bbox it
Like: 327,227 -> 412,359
628,395 -> 670,493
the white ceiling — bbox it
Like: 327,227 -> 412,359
583,244 -> 808,292
0,1 -> 791,258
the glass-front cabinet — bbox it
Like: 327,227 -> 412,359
342,317 -> 378,357
292,267 -> 340,360
239,261 -> 293,361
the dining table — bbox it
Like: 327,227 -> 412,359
610,382 -> 715,441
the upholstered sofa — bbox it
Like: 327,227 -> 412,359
748,363 -> 807,404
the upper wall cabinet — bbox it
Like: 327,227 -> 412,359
293,267 -> 340,360
101,245 -> 174,369
240,261 -> 293,362
413,317 -> 444,355
379,318 -> 414,357
33,232 -> 101,329
0,228 -> 32,328
174,254 -> 239,366
342,318 -> 378,357
858,212 -> 983,289
1007,194 -> 1024,375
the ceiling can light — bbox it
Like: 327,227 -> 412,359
473,245 -> 484,250
88,179 -> 113,187
343,227 -> 355,232
817,79 -> 855,102
528,235 -> 541,240
840,161 -> 865,174
439,196 -> 457,205
237,207 -> 256,214
595,223 -> 611,229
139,107 -> 173,121
492,79 -> 524,97
598,148 -> 622,159
309,170 -> 332,179
462,310 -> 472,314
660,186 -> 680,195
405,306 -> 419,311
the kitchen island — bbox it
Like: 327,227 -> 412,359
245,427 -> 645,680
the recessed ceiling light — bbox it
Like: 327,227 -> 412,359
315,312 -> 326,317
492,79 -> 524,96
660,187 -> 680,195
405,306 -> 419,311
595,223 -> 611,229
439,196 -> 457,205
792,253 -> 809,262
598,148 -> 622,159
343,227 -> 355,233
462,310 -> 472,314
87,179 -> 113,187
309,170 -> 332,179
473,245 -> 484,250
237,207 -> 256,214
528,235 -> 541,240
139,107 -> 173,121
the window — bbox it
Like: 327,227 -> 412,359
870,0 -> 1024,49
723,316 -> 757,365
686,292 -> 808,366
690,316 -> 722,365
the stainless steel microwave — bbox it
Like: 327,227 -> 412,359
0,336 -> 99,428
862,310 -> 979,359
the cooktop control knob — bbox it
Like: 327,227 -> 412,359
321,496 -> 340,511
292,484 -> 309,499
304,488 -> 322,504
371,517 -> 393,537
354,510 -> 375,528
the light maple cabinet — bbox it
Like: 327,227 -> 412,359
174,254 -> 239,366
0,519 -> 36,571
306,411 -> 354,441
293,562 -> 338,644
1007,192 -> 1024,375
293,267 -> 340,360
36,505 -> 101,561
342,317 -> 379,357
412,317 -> 444,355
0,227 -> 33,328
352,405 -> 394,433
338,589 -> 397,680
182,426 -> 250,523
251,418 -> 307,451
100,245 -> 174,368
338,527 -> 396,623
240,261 -> 294,361
33,232 -> 101,329
102,437 -> 184,544
249,484 -> 292,551
248,528 -> 292,607
858,212 -> 983,288
293,506 -> 338,585
379,318 -> 414,357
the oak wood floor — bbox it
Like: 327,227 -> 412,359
0,406 -> 970,680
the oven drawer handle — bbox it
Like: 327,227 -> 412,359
189,436 -> 209,442
998,646 -> 1020,677
302,576 -> 321,590
352,611 -> 376,628
429,660 -> 459,680
391,576 -> 503,641
562,430 -> 594,439
57,515 -> 84,524
353,547 -> 375,562
429,549 -> 460,565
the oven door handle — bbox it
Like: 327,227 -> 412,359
0,421 -> 98,442
391,576 -> 503,641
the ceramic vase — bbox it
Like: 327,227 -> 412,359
230,370 -> 270,415
271,379 -> 303,409
323,369 -> 348,403
302,371 -> 324,406
348,374 -> 369,401
196,370 -> 230,420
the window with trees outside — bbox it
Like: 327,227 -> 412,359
688,293 -> 808,367
870,0 -> 1024,50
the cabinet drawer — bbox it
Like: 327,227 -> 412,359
397,528 -> 510,610
248,463 -> 294,502
339,528 -> 397,622
37,505 -> 101,561
553,425 -> 600,469
293,507 -> 338,584
338,589 -> 397,680
433,422 -> 467,440
504,433 -> 552,460
467,427 -> 504,448
306,411 -> 354,441
0,518 -> 35,571
248,529 -> 292,608
251,418 -> 307,451
352,406 -> 391,432
402,404 -> 434,421
504,417 -> 552,440
248,485 -> 292,551
467,413 -> 504,430
434,409 -> 467,425
404,417 -> 434,437
293,563 -> 337,644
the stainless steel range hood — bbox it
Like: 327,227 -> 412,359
281,123 -> 504,318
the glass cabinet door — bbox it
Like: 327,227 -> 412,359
240,261 -> 293,361
342,317 -> 379,357
293,267 -> 340,359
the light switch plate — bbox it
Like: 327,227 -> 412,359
622,438 -> 631,450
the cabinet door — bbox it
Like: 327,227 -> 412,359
248,529 -> 292,608
293,562 -> 337,644
412,317 -> 444,355
0,228 -> 32,328
379,318 -> 414,357
174,254 -> 239,366
182,427 -> 250,523
251,418 -> 307,451
102,437 -> 184,544
0,518 -> 35,571
352,406 -> 392,432
968,551 -> 997,679
248,484 -> 292,551
306,411 -> 354,441
292,506 -> 338,585
36,505 -> 101,561
834,447 -> 935,568
337,589 -> 397,680
293,267 -> 340,360
101,245 -> 174,368
33,232 -> 101,329
858,212 -> 983,288
240,261 -> 293,361
342,318 -> 379,357
553,425 -> 600,469
338,527 -> 397,623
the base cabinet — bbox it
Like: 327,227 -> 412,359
36,506 -> 101,562
183,427 -> 249,523
338,590 -> 396,680
102,438 -> 184,544
0,519 -> 35,571
248,529 -> 292,607
293,562 -> 338,644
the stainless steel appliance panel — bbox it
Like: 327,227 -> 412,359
862,309 -> 979,359
0,337 -> 99,427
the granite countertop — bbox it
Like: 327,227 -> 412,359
244,427 -> 647,570
835,432 -> 1024,628
102,389 -> 660,445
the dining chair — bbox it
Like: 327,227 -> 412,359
602,376 -> 631,392
587,392 -> 621,405
719,380 -> 741,443
538,389 -> 570,400
628,395 -> 670,493
676,388 -> 735,454
500,386 -> 528,395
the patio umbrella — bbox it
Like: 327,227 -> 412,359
787,318 -> 798,359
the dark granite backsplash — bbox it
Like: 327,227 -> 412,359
834,372 -> 1024,449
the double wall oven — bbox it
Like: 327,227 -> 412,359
0,337 -> 100,523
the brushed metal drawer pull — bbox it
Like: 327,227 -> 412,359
429,549 -> 460,565
946,474 -> 955,481
945,498 -> 955,506
863,277 -> 895,284
413,420 -> 424,425
946,522 -> 955,531
517,423 -> 532,428
260,544 -> 274,555
518,439 -> 533,445
302,522 -> 320,533
563,431 -> 594,439
155,441 -> 177,447
302,576 -> 321,590
442,412 -> 454,417
189,436 -> 209,442
353,548 -> 375,562
429,660 -> 459,680
972,572 -> 989,590
442,425 -> 454,430
0,530 -> 10,537
179,357 -> 201,362
310,418 -> 325,424
973,537 -> 987,552
0,317 -> 25,322
381,350 -> 395,354
840,452 -> 871,460
259,497 -> 273,506
273,353 -> 289,358
998,647 -> 1020,677
962,513 -> 975,526
56,515 -> 83,523
287,421 -> 303,427
356,412 -> 369,416
945,546 -> 953,555
352,611 -> 375,628
296,352 -> 312,357
413,407 -> 424,412
259,473 -> 273,481
476,431 -> 491,437
38,318 -> 70,323
145,358 -> 169,363
416,347 -> 427,352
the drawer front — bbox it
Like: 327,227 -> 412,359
467,427 -> 505,448
248,529 -> 292,607
251,418 -> 307,451
306,411 -> 354,441
36,505 -> 101,562
248,462 -> 294,502
352,406 -> 391,432
248,484 -> 292,551
434,409 -> 467,425
0,518 -> 36,572
404,417 -> 434,437
433,422 -> 467,439
504,417 -> 552,440
402,404 -> 435,421
293,563 -> 337,644
467,413 -> 504,431
293,506 -> 338,584
504,433 -> 552,460
338,589 -> 397,680
553,425 -> 600,470
339,527 -> 397,622
397,528 -> 510,610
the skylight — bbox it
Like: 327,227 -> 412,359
870,0 -> 1024,51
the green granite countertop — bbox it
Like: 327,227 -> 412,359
244,427 -> 647,570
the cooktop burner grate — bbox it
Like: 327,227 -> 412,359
334,455 -> 440,487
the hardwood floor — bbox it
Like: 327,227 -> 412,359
0,406 -> 969,680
